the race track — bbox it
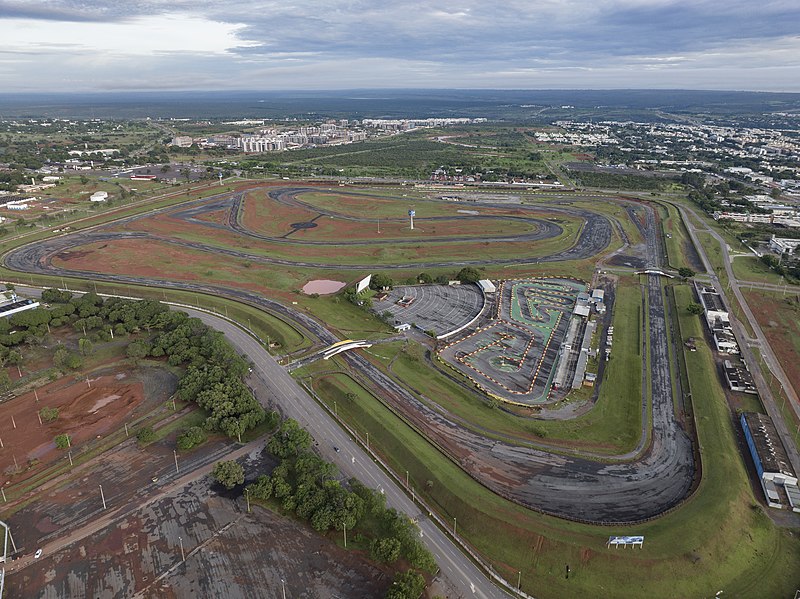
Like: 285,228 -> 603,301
3,185 -> 696,523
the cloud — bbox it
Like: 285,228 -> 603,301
0,0 -> 798,91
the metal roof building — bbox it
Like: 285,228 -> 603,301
741,412 -> 799,511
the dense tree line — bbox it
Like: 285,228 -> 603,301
570,169 -> 674,191
11,290 -> 267,440
245,418 -> 437,588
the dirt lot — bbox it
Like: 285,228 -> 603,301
6,444 -> 391,599
742,289 -> 800,395
0,365 -> 175,485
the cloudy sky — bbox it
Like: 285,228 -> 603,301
0,0 -> 799,92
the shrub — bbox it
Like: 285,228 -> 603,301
136,426 -> 156,446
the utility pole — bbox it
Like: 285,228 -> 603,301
99,484 -> 107,510
453,517 -> 457,536
179,536 -> 185,561
343,522 -> 347,548
173,450 -> 179,474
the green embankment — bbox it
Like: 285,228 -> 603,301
305,283 -> 800,599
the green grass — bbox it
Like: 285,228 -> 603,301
0,272 -> 311,354
660,202 -> 697,270
305,288 -> 800,598
732,256 -> 785,285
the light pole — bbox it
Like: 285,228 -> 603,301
99,484 -> 107,510
281,578 -> 286,599
173,450 -> 179,474
518,571 -> 521,590
179,536 -> 185,561
453,517 -> 456,536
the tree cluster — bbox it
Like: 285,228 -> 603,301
29,291 -> 267,441
245,419 -> 436,592
247,419 -> 363,532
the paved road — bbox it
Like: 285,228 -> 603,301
677,204 -> 800,476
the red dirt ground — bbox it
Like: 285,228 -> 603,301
52,238 -> 302,305
742,289 -> 800,396
0,371 -> 145,482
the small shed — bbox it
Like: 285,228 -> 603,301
477,279 -> 496,294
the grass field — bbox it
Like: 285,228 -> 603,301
308,318 -> 800,599
660,201 -> 698,270
732,255 -> 786,285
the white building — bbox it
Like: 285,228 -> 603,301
477,279 -> 496,294
697,285 -> 729,329
769,235 -> 800,256
170,136 -> 194,148
90,191 -> 108,202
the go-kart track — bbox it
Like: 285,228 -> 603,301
438,278 -> 584,403
3,185 -> 695,524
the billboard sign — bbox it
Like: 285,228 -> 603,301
356,274 -> 372,294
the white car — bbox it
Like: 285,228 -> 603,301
34,549 -> 42,559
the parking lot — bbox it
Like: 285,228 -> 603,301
371,283 -> 485,337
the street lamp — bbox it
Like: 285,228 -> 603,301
281,578 -> 286,599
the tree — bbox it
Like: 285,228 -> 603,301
456,267 -> 481,283
54,433 -> 71,449
385,570 -> 426,599
370,273 -> 394,291
40,406 -> 59,422
176,426 -> 207,450
370,538 -> 402,564
126,340 -> 150,361
687,302 -> 705,315
212,460 -> 244,489
677,267 -> 696,279
78,337 -> 93,356
417,272 -> 432,284
0,370 -> 10,390
267,419 -> 312,458
136,426 -> 156,446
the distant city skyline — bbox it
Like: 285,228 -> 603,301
0,0 -> 798,93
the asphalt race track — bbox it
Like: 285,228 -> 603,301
3,186 -> 695,524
